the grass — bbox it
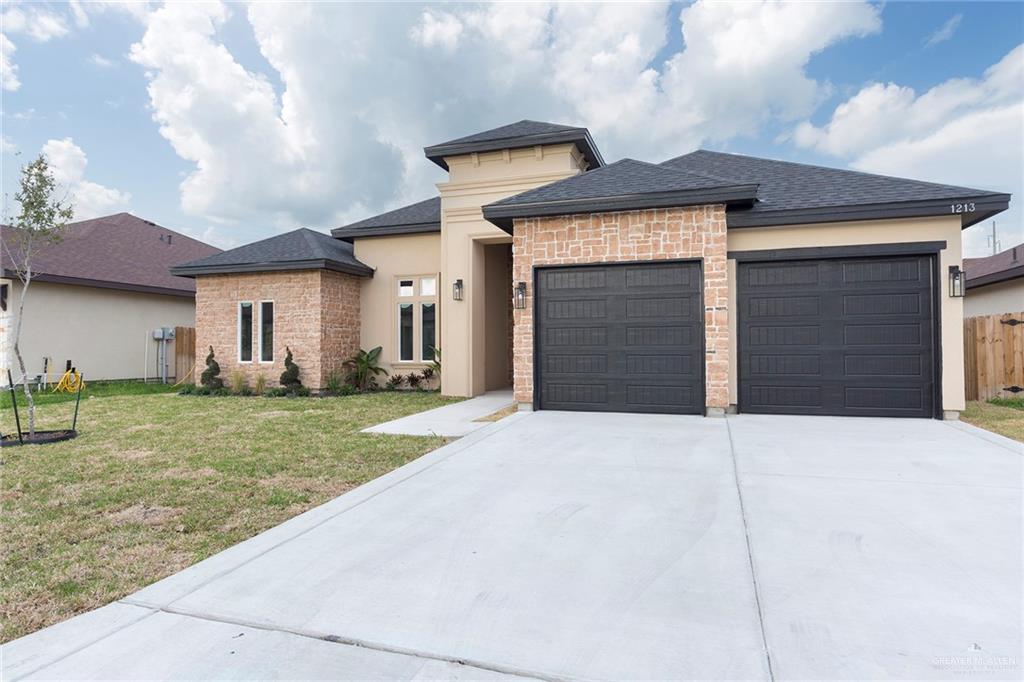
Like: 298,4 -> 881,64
0,380 -> 177,409
961,398 -> 1024,443
0,390 -> 460,642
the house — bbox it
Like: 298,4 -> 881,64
1,212 -> 220,383
963,243 -> 1024,317
172,120 -> 1010,419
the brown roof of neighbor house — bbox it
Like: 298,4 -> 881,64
1,212 -> 220,297
964,242 -> 1024,289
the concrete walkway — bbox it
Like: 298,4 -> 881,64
4,412 -> 1021,680
362,388 -> 515,437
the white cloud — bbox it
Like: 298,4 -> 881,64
41,138 -> 132,220
410,11 -> 463,51
0,34 -> 19,91
794,44 -> 1024,256
1,135 -> 16,153
925,14 -> 962,48
90,53 -> 115,68
1,5 -> 70,42
127,0 -> 883,233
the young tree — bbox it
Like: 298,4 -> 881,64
2,156 -> 73,436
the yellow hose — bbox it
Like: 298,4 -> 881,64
53,370 -> 85,393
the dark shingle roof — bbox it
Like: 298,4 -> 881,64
170,228 -> 373,278
1,212 -> 219,296
424,119 -> 604,171
482,159 -> 758,231
330,197 -> 440,240
662,150 -> 1009,228
964,243 -> 1024,289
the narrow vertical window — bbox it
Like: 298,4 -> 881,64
399,303 -> 414,361
421,303 -> 435,361
238,302 -> 253,362
259,301 -> 274,362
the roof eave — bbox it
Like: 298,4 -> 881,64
330,222 -> 441,242
966,262 -> 1024,290
726,193 -> 1011,230
424,129 -> 605,171
482,185 -> 758,233
2,269 -> 196,297
169,259 -> 374,279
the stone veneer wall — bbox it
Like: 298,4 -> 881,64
511,205 -> 729,410
194,269 -> 361,390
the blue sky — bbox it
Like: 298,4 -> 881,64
2,1 -> 1022,256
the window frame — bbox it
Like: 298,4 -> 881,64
238,301 -> 254,363
393,274 -> 438,364
258,300 -> 274,364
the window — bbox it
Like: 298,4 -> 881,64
421,303 -> 435,361
399,303 -> 414,361
395,275 -> 438,362
238,302 -> 253,362
259,301 -> 274,362
0,284 -> 7,312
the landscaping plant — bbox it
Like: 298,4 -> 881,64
2,155 -> 74,437
385,374 -> 405,391
254,373 -> 267,395
427,347 -> 441,376
325,370 -> 346,395
279,347 -> 303,393
228,370 -> 248,395
343,346 -> 388,391
406,372 -> 421,389
199,347 -> 224,391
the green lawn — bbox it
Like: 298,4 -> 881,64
0,390 -> 459,642
1,379 -> 177,410
961,398 -> 1024,443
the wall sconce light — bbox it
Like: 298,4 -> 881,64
513,281 -> 527,309
948,265 -> 965,298
452,278 -> 464,301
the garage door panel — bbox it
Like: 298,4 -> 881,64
738,254 -> 936,418
537,262 -> 703,415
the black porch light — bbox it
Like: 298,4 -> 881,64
452,278 -> 464,301
513,281 -> 527,309
948,265 -> 965,298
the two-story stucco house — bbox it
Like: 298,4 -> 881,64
171,120 -> 1010,419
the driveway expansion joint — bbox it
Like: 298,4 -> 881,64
724,415 -> 776,682
139,603 -> 572,682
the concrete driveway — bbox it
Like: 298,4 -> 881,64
5,412 -> 1021,681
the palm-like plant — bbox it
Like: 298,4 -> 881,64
343,346 -> 388,390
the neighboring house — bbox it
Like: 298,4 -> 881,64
1,213 -> 220,383
963,243 -> 1024,317
172,120 -> 1010,419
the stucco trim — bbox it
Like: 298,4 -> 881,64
170,259 -> 374,278
728,240 -> 947,262
426,129 -> 604,171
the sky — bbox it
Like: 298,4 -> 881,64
1,1 -> 1022,257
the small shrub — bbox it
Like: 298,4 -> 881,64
228,370 -> 248,395
254,373 -> 267,395
406,372 -> 421,389
177,383 -> 196,395
427,347 -> 441,376
194,386 -> 211,396
386,374 -> 405,391
326,370 -> 346,395
264,387 -> 288,398
280,347 -> 302,392
200,346 -> 224,390
212,387 -> 231,397
344,346 -> 388,390
293,385 -> 311,397
420,367 -> 435,384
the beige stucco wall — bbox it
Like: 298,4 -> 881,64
0,279 -> 196,382
439,143 -> 588,397
964,278 -> 1024,317
484,244 -> 511,390
726,215 -> 965,412
353,232 -> 441,378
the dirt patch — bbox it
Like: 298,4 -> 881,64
473,405 -> 517,422
106,504 -> 181,527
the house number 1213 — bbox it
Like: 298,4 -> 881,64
951,202 -> 976,214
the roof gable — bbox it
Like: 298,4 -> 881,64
171,228 -> 373,278
964,243 -> 1024,289
1,212 -> 219,296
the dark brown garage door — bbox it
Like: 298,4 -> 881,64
737,254 -> 937,418
536,261 -> 703,414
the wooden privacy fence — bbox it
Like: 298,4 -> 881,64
173,326 -> 196,384
963,312 -> 1024,401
